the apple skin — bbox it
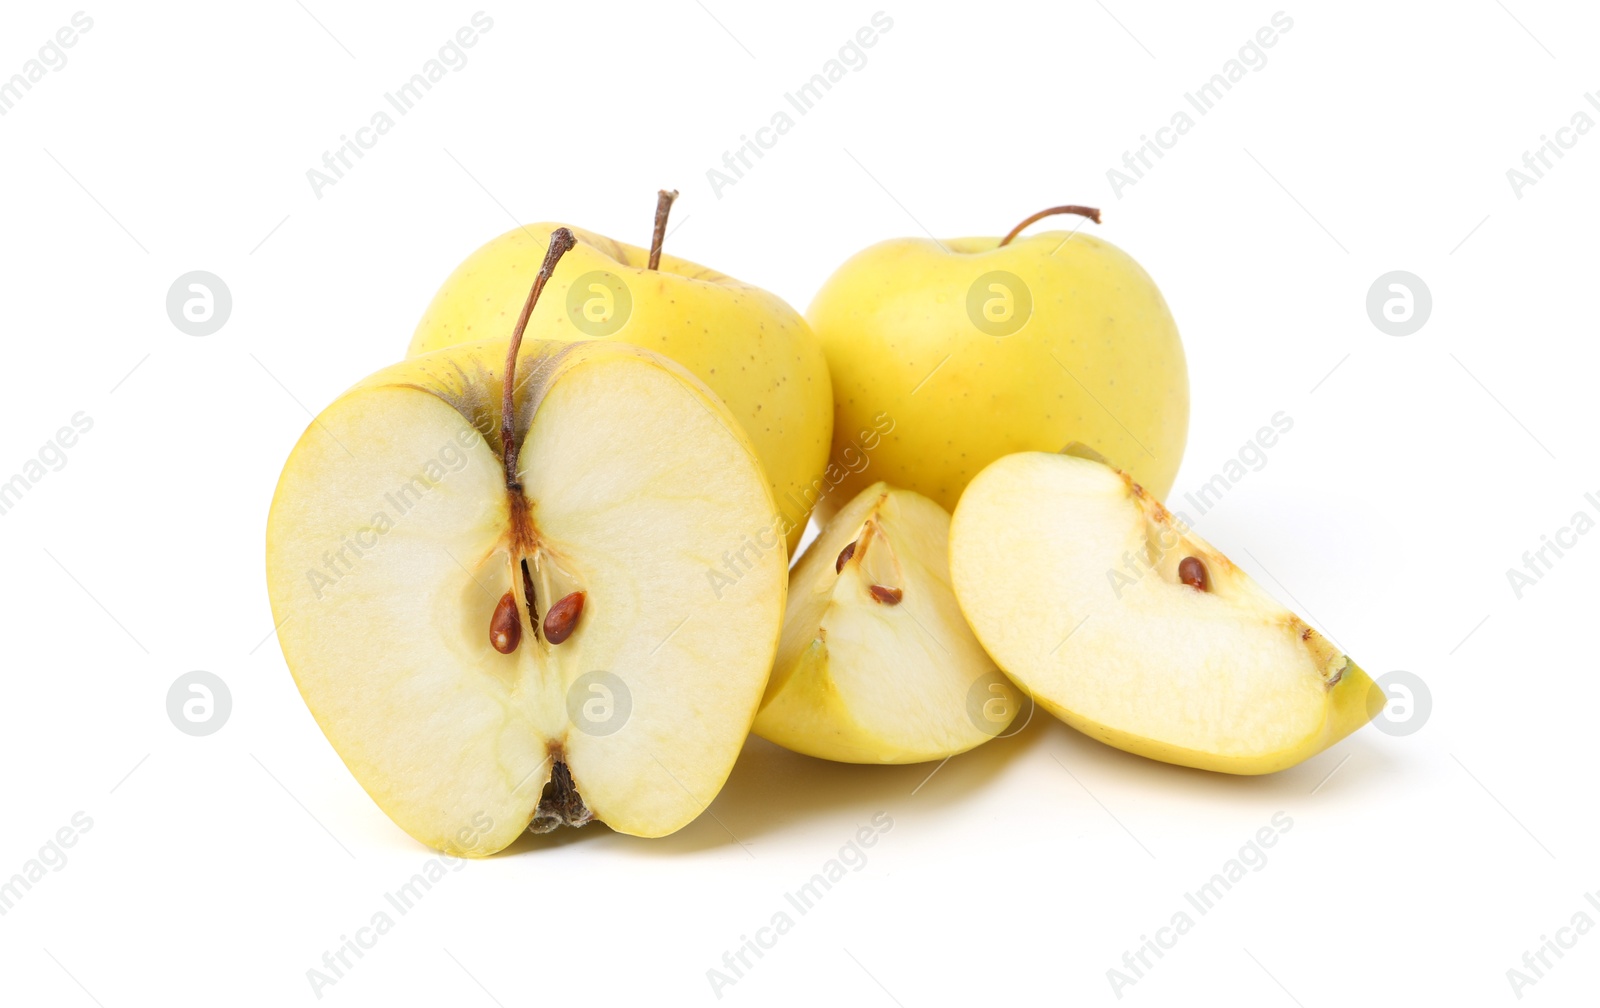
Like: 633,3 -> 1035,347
806,230 -> 1188,520
1054,659 -> 1381,775
409,224 -> 833,555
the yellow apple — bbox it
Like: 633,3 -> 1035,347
807,206 -> 1188,520
950,452 -> 1379,774
755,481 -> 1020,763
409,202 -> 832,554
266,232 -> 788,853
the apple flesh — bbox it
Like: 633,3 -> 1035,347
949,452 -> 1378,774
807,225 -> 1188,521
409,224 -> 833,554
755,482 -> 1020,763
265,340 -> 786,854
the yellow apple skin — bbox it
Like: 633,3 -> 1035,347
807,231 -> 1188,519
409,225 -> 832,554
1041,660 -> 1382,775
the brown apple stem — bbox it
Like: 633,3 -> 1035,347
647,189 -> 679,270
502,227 -> 577,489
997,205 -> 1102,247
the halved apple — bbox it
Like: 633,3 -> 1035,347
265,334 -> 786,855
949,452 -> 1378,774
754,482 -> 1020,763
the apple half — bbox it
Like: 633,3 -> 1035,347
755,482 -> 1020,763
265,339 -> 786,854
949,452 -> 1378,774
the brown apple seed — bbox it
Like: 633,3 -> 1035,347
490,591 -> 522,654
544,591 -> 586,645
836,540 -> 857,574
868,584 -> 903,605
1178,556 -> 1209,591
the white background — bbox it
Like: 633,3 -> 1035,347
2,1 -> 1597,1004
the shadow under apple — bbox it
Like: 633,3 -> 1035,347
497,701 -> 1392,858
1042,709 -> 1396,806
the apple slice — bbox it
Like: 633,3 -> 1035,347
754,482 -> 1020,763
949,452 -> 1378,774
266,236 -> 785,854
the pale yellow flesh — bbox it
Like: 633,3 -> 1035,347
409,224 -> 834,554
808,232 -> 1188,521
265,341 -> 786,854
755,482 -> 1018,763
949,452 -> 1378,774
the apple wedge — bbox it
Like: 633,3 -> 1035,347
754,482 -> 1020,763
266,236 -> 786,854
949,452 -> 1379,774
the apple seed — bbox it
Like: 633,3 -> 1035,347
1178,556 -> 1209,591
490,591 -> 522,654
868,584 -> 903,605
544,591 -> 586,645
835,539 -> 857,573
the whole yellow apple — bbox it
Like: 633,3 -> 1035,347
806,206 -> 1188,519
410,199 -> 832,554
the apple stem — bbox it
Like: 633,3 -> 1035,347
502,227 -> 577,490
997,205 -> 1102,247
647,189 -> 680,270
